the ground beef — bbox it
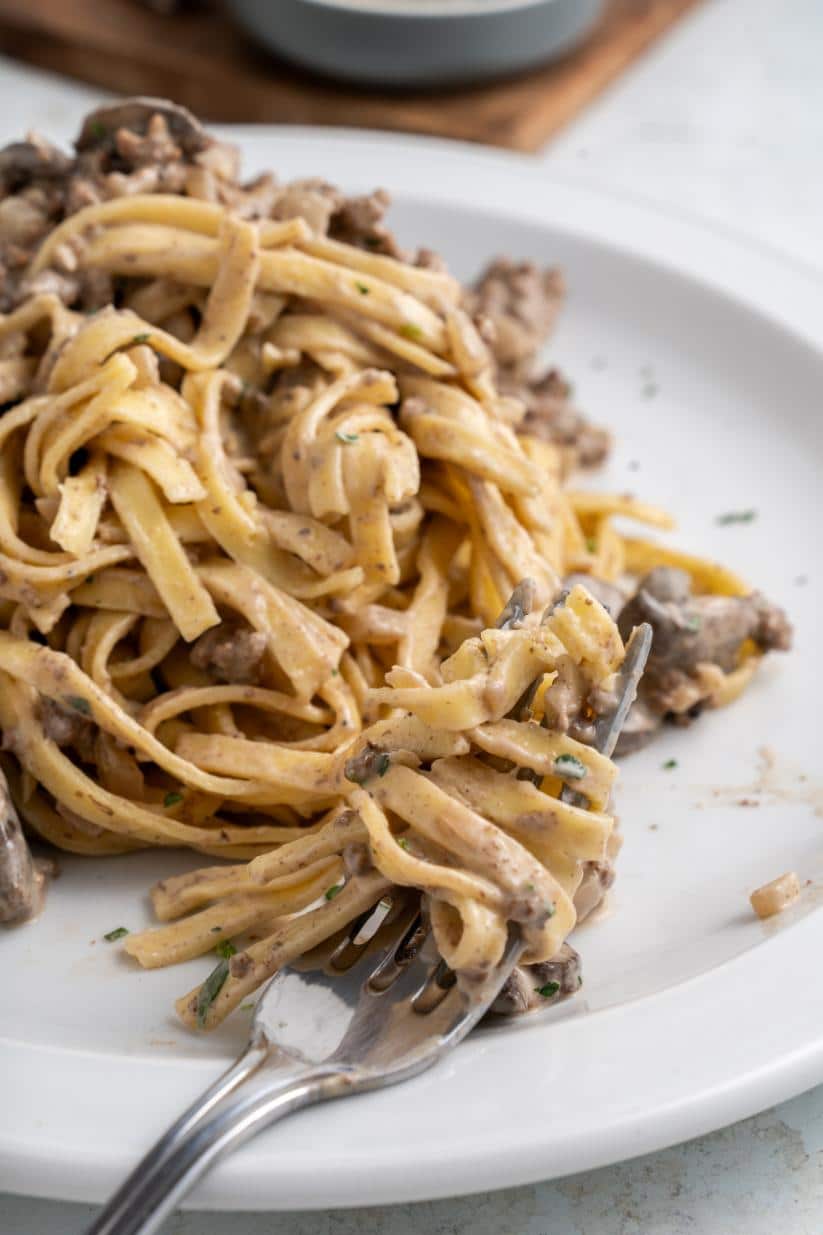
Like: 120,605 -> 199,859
273,178 -> 343,234
38,697 -> 96,761
0,98 -> 423,314
490,942 -> 581,1015
329,188 -> 405,258
190,622 -> 267,685
465,259 -> 608,468
466,259 -> 565,377
516,368 -> 611,467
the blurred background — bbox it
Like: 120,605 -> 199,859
1,1 -> 822,1233
0,0 -> 820,269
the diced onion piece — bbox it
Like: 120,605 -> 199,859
749,871 -> 801,920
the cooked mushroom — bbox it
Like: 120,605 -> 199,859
0,138 -> 70,194
0,766 -> 45,925
75,98 -> 210,158
618,567 -> 792,721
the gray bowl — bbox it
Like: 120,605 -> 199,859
226,0 -> 606,89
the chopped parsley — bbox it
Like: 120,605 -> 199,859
399,322 -> 424,343
662,758 -> 678,771
100,333 -> 152,365
715,509 -> 757,526
585,537 -> 597,553
335,431 -> 359,444
375,752 -> 391,777
324,883 -> 344,901
103,926 -> 129,942
196,958 -> 230,1028
240,1001 -> 256,1012
89,121 -> 107,140
210,925 -> 223,933
397,837 -> 411,851
685,615 -> 702,632
65,695 -> 91,716
535,980 -> 560,999
553,753 -> 586,781
355,281 -> 370,295
163,791 -> 183,808
215,939 -> 237,959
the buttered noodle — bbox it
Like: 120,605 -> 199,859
0,179 -> 772,1028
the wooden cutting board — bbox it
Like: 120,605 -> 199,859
0,0 -> 703,152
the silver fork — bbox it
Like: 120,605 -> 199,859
87,620 -> 651,1235
86,907 -> 521,1235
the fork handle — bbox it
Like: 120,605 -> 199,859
85,1053 -> 351,1235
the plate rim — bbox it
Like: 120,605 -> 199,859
3,128 -> 823,1211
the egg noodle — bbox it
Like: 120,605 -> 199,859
0,192 -> 763,1029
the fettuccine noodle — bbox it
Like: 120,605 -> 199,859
0,107 -> 789,1027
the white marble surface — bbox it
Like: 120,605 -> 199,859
2,0 -> 823,1229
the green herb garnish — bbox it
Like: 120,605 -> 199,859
345,746 -> 391,785
586,537 -> 597,553
685,615 -> 702,632
215,939 -> 237,959
335,431 -> 359,444
553,753 -> 586,781
662,758 -> 678,770
355,281 -> 370,295
65,695 -> 91,716
210,925 -> 222,933
163,791 -> 183,808
715,509 -> 757,526
324,883 -> 344,901
375,752 -> 391,777
535,980 -> 560,998
100,333 -> 152,366
397,837 -> 411,851
196,958 -> 230,1028
90,121 -> 107,140
103,926 -> 129,942
399,323 -> 424,343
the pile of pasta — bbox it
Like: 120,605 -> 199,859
0,194 -> 759,1026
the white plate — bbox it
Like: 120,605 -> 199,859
3,131 -> 823,1211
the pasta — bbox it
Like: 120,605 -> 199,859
0,102 -> 791,1026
